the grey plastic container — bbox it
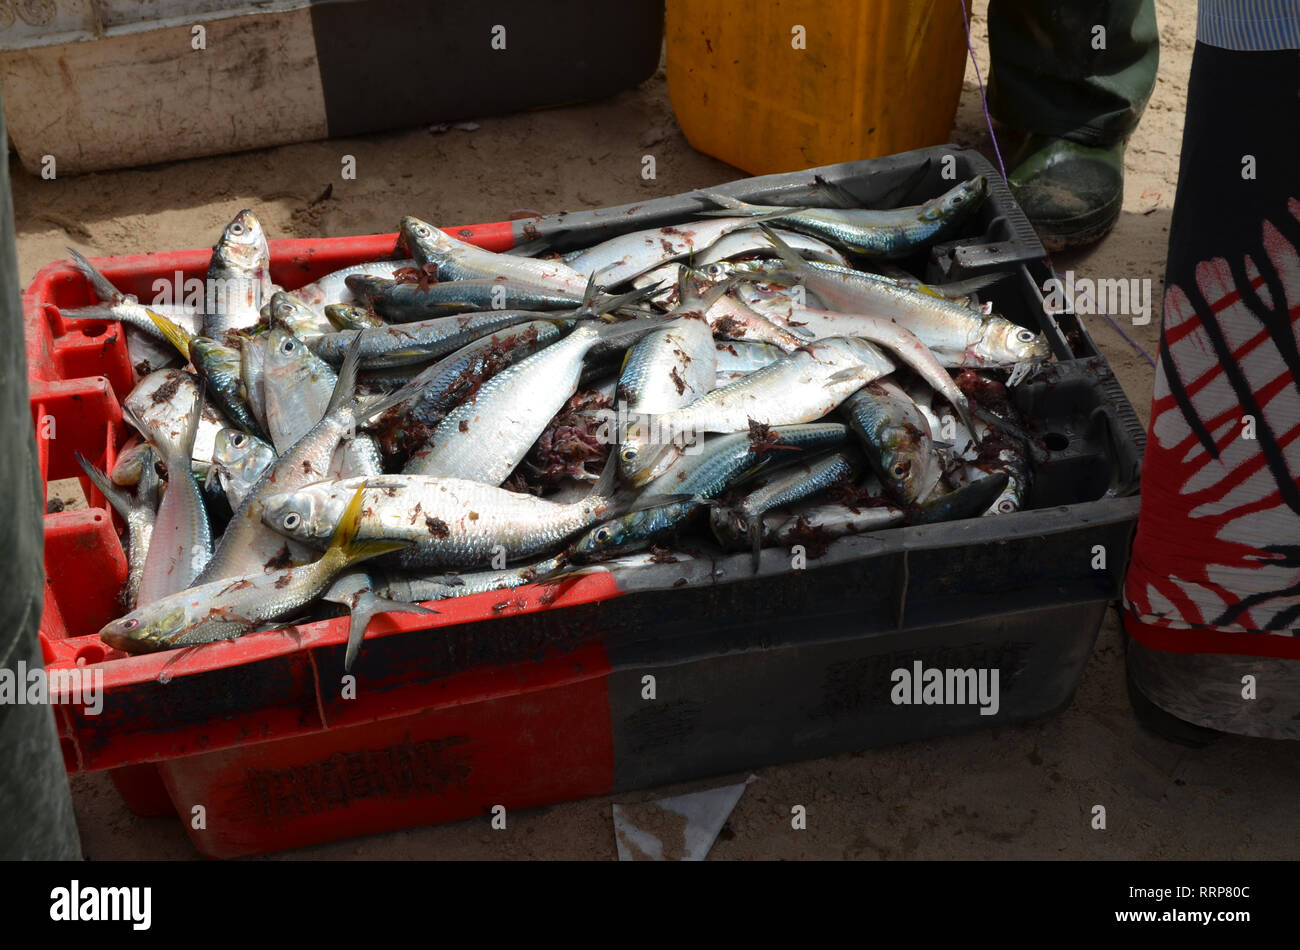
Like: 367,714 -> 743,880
346,144 -> 1146,776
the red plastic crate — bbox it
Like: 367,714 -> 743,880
27,150 -> 1146,858
26,223 -> 633,857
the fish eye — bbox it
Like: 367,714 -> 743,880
891,462 -> 908,478
620,447 -> 637,462
230,223 -> 244,235
595,528 -> 611,543
280,339 -> 296,353
1016,329 -> 1036,342
283,513 -> 301,530
231,433 -> 247,447
998,499 -> 1016,513
416,225 -> 431,237
121,618 -> 139,631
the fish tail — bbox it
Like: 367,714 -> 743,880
810,175 -> 862,210
75,452 -> 134,520
758,224 -> 808,273
325,333 -> 364,414
145,307 -> 193,360
67,248 -> 125,305
590,282 -> 662,318
355,366 -> 439,423
177,386 -> 205,465
343,592 -> 435,672
693,191 -> 791,219
590,448 -> 620,501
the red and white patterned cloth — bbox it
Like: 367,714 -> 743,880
1124,198 -> 1300,658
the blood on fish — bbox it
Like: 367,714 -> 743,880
264,545 -> 293,570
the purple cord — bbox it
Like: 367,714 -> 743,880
959,0 -> 1009,183
958,0 -> 1156,368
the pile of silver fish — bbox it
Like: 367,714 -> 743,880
63,174 -> 1051,669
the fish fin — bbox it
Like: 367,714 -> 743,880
181,386 -> 206,459
67,248 -> 125,304
875,159 -> 931,209
145,308 -> 193,360
74,452 -> 134,519
330,485 -> 411,567
135,445 -> 161,504
203,462 -> 223,494
590,281 -> 663,318
811,175 -> 862,210
355,371 -> 435,423
912,283 -> 949,301
326,333 -> 363,415
343,592 -> 436,673
590,448 -> 620,500
758,224 -> 809,273
120,403 -> 149,440
579,272 -> 600,313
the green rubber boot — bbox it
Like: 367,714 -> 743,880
1007,135 -> 1126,251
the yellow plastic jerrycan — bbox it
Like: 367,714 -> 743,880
666,0 -> 970,175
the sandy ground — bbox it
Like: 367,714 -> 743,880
14,0 -> 1300,860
